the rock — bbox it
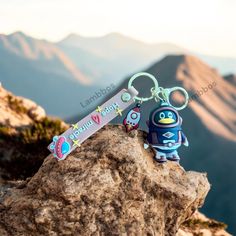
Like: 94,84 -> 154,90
178,211 -> 231,236
0,125 -> 211,235
0,116 -> 68,180
21,98 -> 46,121
0,86 -> 67,180
0,85 -> 46,127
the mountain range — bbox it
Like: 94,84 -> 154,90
1,31 -> 236,119
0,32 -> 100,118
57,32 -> 186,84
59,32 -> 236,82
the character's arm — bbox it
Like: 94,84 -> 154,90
181,131 -> 189,147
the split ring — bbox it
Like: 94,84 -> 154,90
164,87 -> 189,110
128,72 -> 159,102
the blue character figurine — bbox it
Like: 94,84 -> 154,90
145,103 -> 189,163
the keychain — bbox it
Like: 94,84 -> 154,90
48,72 -> 189,163
123,72 -> 189,163
48,87 -> 138,160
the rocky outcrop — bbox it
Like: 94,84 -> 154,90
0,125 -> 211,235
178,211 -> 230,236
0,85 -> 67,180
0,85 -> 45,127
0,87 -> 230,235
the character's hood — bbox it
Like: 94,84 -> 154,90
150,105 -> 182,128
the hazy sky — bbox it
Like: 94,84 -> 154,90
0,0 -> 235,57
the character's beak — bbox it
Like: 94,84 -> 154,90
159,118 -> 175,124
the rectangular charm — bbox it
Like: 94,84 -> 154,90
48,87 -> 138,160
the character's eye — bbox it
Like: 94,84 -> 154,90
168,112 -> 173,119
159,112 -> 165,119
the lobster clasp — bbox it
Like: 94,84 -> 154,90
162,87 -> 189,111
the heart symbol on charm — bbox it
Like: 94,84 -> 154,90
91,114 -> 101,124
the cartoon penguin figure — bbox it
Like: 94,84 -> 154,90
146,103 -> 189,163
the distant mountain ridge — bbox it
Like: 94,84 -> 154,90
224,74 -> 236,87
0,31 -> 90,84
57,32 -> 187,84
60,32 -> 186,57
58,32 -> 236,78
0,31 -> 100,118
1,31 -> 236,119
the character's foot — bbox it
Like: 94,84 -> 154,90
167,154 -> 180,162
155,155 -> 167,163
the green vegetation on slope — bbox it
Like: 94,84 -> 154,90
6,94 -> 28,114
0,117 -> 67,180
182,218 -> 227,231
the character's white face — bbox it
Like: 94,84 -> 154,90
126,111 -> 141,125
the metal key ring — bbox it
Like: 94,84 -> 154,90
162,87 -> 189,110
128,72 -> 159,102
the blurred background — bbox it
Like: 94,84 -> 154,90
0,0 -> 235,234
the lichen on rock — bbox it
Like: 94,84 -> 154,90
0,125 -> 211,235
